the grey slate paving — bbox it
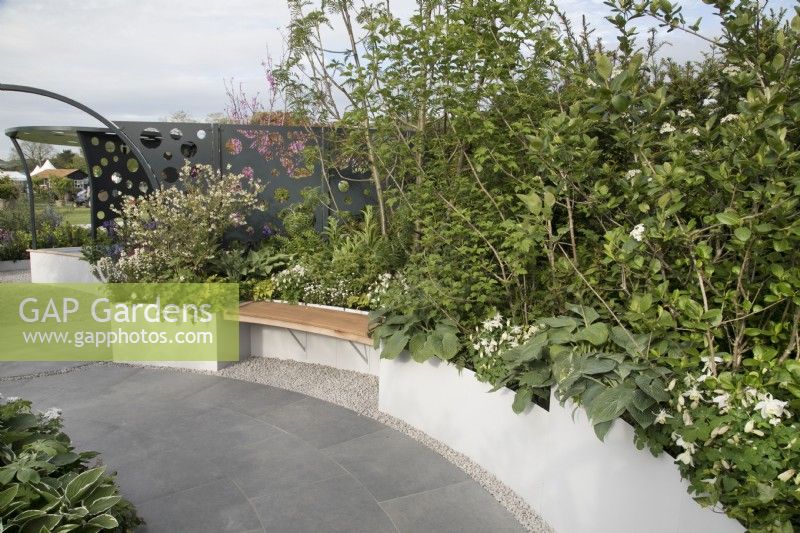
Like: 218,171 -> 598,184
1,364 -> 522,532
250,474 -> 396,533
323,428 -> 470,502
259,396 -> 386,448
380,480 -> 526,532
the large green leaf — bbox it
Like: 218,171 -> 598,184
0,485 -> 19,511
585,383 -> 637,425
440,331 -> 460,360
634,374 -> 670,402
86,514 -> 119,530
86,495 -> 122,515
574,323 -> 609,346
65,467 -> 106,504
512,388 -> 533,414
381,331 -> 409,360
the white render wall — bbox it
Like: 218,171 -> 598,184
29,247 -> 98,283
379,354 -> 743,533
247,323 -> 380,375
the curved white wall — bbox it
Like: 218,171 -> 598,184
379,354 -> 743,533
29,247 -> 98,283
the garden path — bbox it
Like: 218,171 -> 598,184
1,363 -> 525,533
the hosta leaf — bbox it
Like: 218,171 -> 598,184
566,303 -> 600,325
580,356 -> 617,375
381,331 -> 409,359
541,316 -> 577,330
626,404 -> 657,429
19,514 -> 60,533
634,374 -> 670,402
440,331 -> 459,360
512,388 -> 533,414
50,453 -> 79,467
586,383 -> 636,425
86,495 -> 121,515
518,367 -> 552,388
574,323 -> 609,346
0,485 -> 18,510
593,420 -> 614,441
65,467 -> 106,504
86,514 -> 118,530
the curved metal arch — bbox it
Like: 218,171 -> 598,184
0,84 -> 158,189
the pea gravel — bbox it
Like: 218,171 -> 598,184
217,357 -> 554,533
0,269 -> 31,283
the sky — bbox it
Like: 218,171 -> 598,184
0,0 -> 796,157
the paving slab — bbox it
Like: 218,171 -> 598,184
1,364 -> 524,532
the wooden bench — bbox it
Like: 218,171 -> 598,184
237,301 -> 378,375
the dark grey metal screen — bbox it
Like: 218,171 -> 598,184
79,122 -> 377,240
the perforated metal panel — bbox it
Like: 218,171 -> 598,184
78,122 -> 377,241
78,131 -> 152,230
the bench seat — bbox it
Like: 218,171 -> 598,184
237,302 -> 379,375
238,301 -> 371,344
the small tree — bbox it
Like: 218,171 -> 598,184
0,176 -> 20,204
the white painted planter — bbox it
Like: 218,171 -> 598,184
29,247 -> 98,283
379,354 -> 743,533
0,259 -> 30,272
243,321 -> 380,375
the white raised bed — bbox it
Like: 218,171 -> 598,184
29,247 -> 98,283
379,354 -> 743,533
0,259 -> 30,272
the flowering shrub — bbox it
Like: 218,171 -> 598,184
0,394 -> 142,530
91,164 -> 263,282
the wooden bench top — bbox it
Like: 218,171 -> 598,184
238,301 -> 371,345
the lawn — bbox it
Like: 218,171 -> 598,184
33,200 -> 90,226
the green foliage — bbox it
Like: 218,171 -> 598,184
0,176 -> 20,201
89,164 -> 264,283
0,397 -> 142,531
278,0 -> 800,528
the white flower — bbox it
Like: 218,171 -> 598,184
702,97 -> 718,107
6,396 -> 20,402
720,113 -> 739,124
655,409 -> 672,424
712,392 -> 730,412
754,394 -> 788,421
685,386 -> 702,402
677,109 -> 694,118
625,169 -> 641,179
722,65 -> 741,76
682,411 -> 694,426
629,224 -> 645,242
689,127 -> 701,136
666,379 -> 677,391
778,469 -> 796,482
744,419 -> 765,437
676,450 -> 694,465
710,425 -> 730,438
586,78 -> 598,88
42,407 -> 62,422
659,122 -> 676,134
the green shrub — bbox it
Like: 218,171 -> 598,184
0,176 -> 20,202
282,0 -> 800,528
0,396 -> 142,531
90,164 -> 264,282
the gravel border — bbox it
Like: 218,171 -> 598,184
0,269 -> 31,283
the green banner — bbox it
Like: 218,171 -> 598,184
0,283 -> 239,361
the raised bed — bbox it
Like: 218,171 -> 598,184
379,354 -> 743,533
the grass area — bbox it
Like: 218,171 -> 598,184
33,200 -> 90,226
